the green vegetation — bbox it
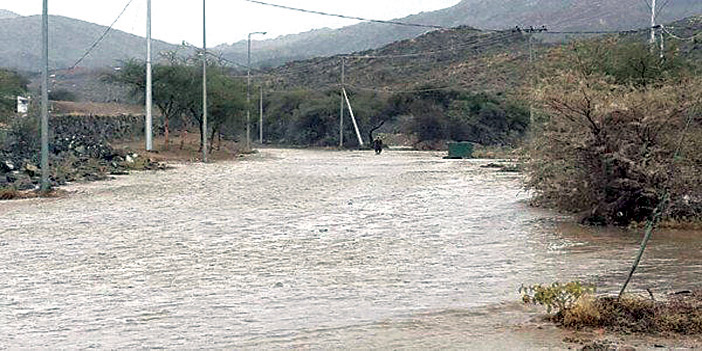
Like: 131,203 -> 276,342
107,57 -> 246,152
258,87 -> 529,147
48,88 -> 78,102
520,281 -> 597,314
0,68 -> 28,120
526,38 -> 702,225
390,89 -> 529,146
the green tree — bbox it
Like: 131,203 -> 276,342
106,58 -> 246,152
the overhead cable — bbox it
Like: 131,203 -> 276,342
241,0 -> 445,29
71,0 -> 135,69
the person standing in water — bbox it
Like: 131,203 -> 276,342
373,137 -> 383,154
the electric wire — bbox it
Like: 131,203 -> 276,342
70,0 -> 135,70
241,0 -> 445,29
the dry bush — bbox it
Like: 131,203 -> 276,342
555,292 -> 702,335
0,187 -> 20,200
526,39 -> 702,225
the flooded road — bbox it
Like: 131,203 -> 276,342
1,149 -> 700,349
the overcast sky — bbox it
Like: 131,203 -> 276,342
2,0 -> 461,46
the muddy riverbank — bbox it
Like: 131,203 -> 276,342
1,149 -> 700,349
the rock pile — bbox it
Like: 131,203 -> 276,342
1,134 -> 166,192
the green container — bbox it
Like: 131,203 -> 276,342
446,142 -> 474,159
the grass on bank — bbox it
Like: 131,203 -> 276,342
521,282 -> 702,335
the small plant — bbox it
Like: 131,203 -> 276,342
519,281 -> 596,314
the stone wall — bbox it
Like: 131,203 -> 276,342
1,114 -> 151,190
51,114 -> 145,141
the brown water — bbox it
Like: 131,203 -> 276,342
1,149 -> 700,349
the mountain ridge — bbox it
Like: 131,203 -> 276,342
216,0 -> 702,67
0,14 -> 179,72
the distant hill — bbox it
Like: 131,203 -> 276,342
216,0 -> 701,67
261,15 -> 702,94
0,9 -> 19,20
0,14 -> 179,72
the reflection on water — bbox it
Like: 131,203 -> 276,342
1,149 -> 700,349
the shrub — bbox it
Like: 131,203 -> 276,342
49,89 -> 78,102
519,281 -> 596,314
526,38 -> 702,225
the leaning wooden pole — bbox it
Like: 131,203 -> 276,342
618,193 -> 669,298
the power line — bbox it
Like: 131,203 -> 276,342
241,0 -> 445,29
70,0 -> 135,70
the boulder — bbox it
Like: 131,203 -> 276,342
1,160 -> 14,173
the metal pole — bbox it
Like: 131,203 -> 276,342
247,33 -> 251,151
528,34 -> 534,126
40,0 -> 50,192
247,31 -> 266,149
650,0 -> 656,44
259,85 -> 263,144
145,0 -> 153,151
339,58 -> 345,148
202,0 -> 208,162
659,28 -> 664,59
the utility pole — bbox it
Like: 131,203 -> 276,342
527,33 -> 534,126
650,0 -> 657,44
259,85 -> 264,144
247,31 -> 266,150
202,0 -> 208,162
40,0 -> 50,192
145,0 -> 153,151
659,28 -> 665,59
339,57 -> 345,148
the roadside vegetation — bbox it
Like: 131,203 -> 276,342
106,56 -> 247,153
260,87 -> 529,148
521,282 -> 702,336
0,68 -> 28,123
525,38 -> 702,226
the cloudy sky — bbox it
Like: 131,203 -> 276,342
2,0 -> 461,46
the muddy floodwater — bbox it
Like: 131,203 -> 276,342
1,149 -> 701,349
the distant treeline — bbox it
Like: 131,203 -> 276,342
260,87 -> 530,147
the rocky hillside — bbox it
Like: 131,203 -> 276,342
263,27 -> 529,93
0,14 -> 179,72
259,14 -> 701,96
217,0 -> 702,67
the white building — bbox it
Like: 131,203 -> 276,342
17,96 -> 29,115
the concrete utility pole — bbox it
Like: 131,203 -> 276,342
339,58 -> 345,148
247,31 -> 266,150
145,0 -> 153,151
650,0 -> 657,44
259,85 -> 263,144
527,33 -> 534,126
202,0 -> 208,162
40,0 -> 50,192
